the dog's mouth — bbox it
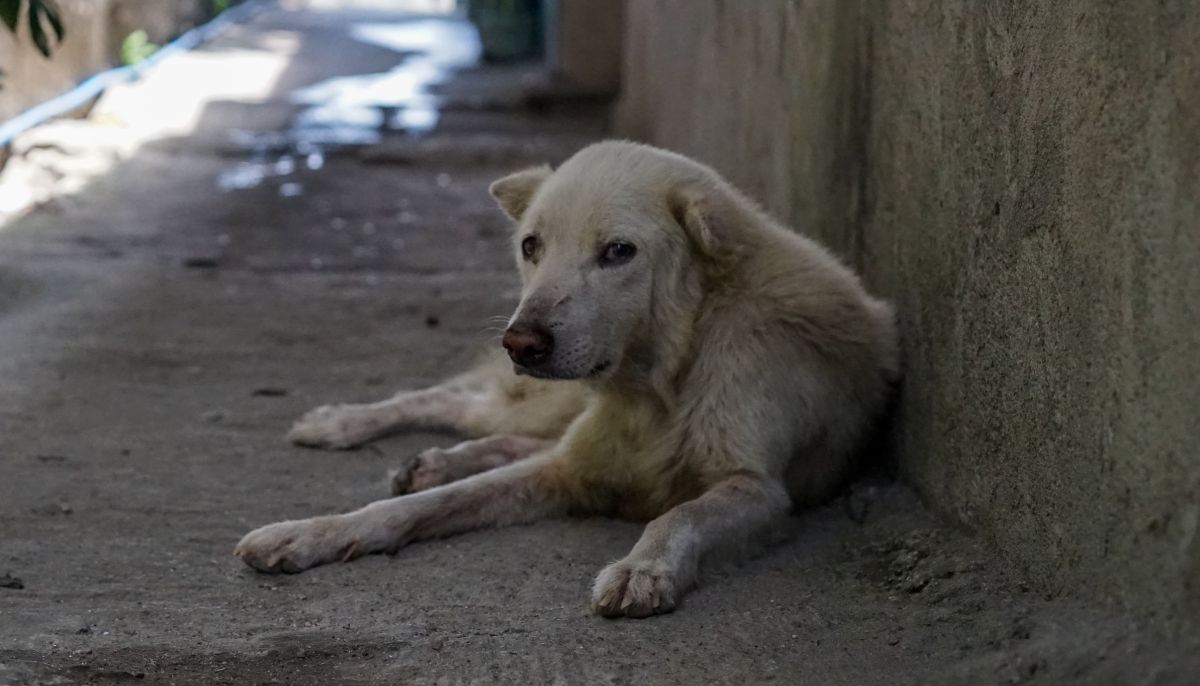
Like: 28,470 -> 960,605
512,364 -> 573,380
512,360 -> 612,380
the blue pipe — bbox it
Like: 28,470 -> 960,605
0,0 -> 266,148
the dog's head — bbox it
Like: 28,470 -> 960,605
489,141 -> 731,383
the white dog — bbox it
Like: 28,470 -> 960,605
236,141 -> 900,618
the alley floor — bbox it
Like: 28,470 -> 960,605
0,2 -> 1195,685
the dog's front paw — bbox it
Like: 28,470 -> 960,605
234,516 -> 361,574
591,559 -> 681,619
287,404 -> 380,450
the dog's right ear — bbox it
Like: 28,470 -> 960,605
489,165 -> 552,221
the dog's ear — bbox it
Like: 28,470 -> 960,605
489,165 -> 551,221
668,183 -> 722,258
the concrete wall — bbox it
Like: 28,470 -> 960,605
0,0 -> 212,121
545,0 -> 624,94
619,0 -> 1200,622
619,1 -> 861,252
0,0 -> 112,121
107,0 -> 212,58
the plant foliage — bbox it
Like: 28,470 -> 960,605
120,29 -> 157,66
0,0 -> 66,58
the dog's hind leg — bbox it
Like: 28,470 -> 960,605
287,353 -> 589,450
390,434 -> 556,495
287,383 -> 489,450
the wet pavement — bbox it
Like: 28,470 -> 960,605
0,2 -> 1196,685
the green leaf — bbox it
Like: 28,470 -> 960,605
120,29 -> 157,66
43,0 -> 63,41
28,0 -> 65,58
0,0 -> 21,33
29,9 -> 49,56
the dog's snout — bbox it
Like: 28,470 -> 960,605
502,323 -> 555,367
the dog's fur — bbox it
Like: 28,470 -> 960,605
235,141 -> 900,618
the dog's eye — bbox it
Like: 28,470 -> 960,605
520,235 -> 540,261
599,241 -> 637,267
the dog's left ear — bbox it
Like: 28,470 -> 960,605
668,183 -> 723,258
489,165 -> 551,221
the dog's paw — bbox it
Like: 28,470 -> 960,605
591,559 -> 681,619
287,404 -> 380,450
234,516 -> 361,574
389,447 -> 451,495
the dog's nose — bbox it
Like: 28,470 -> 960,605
502,323 -> 554,367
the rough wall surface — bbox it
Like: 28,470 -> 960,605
547,0 -> 625,94
107,0 -> 212,57
619,0 -> 866,257
0,0 -> 112,121
619,0 -> 1200,622
0,1 -> 211,121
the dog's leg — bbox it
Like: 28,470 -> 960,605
391,434 -> 556,495
287,355 -> 586,450
235,455 -> 569,573
591,473 -> 790,619
287,384 -> 483,450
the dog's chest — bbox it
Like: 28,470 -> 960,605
559,403 -> 702,520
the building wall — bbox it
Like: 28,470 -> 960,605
546,0 -> 624,94
0,0 -> 112,122
0,0 -> 213,121
619,0 -> 1200,623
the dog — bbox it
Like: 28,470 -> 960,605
235,141 -> 900,618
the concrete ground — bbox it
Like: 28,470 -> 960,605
0,3 -> 1195,684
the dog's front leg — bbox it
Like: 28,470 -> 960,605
235,455 -> 568,573
591,473 -> 790,618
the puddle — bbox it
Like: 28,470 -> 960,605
293,19 -> 479,137
217,16 -> 480,193
215,142 -> 326,191
278,181 -> 303,197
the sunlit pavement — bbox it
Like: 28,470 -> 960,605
0,3 -> 1193,685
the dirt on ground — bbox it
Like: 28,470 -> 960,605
0,3 -> 1195,685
